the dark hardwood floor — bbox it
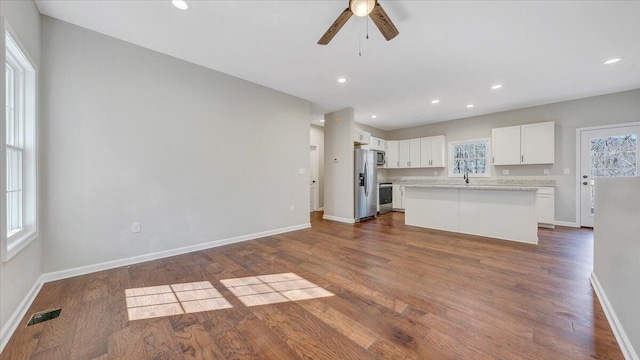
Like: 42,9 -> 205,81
1,212 -> 623,359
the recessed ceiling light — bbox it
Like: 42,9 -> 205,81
320,119 -> 325,123
491,84 -> 503,90
431,99 -> 440,104
171,0 -> 189,10
337,78 -> 346,83
466,104 -> 475,108
604,58 -> 621,65
371,115 -> 377,119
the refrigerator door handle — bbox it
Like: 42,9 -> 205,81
364,162 -> 368,196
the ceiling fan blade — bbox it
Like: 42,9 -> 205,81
369,3 -> 399,41
318,8 -> 353,45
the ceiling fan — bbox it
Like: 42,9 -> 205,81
318,0 -> 399,45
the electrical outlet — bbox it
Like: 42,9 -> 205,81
298,168 -> 306,175
132,222 -> 141,233
290,205 -> 295,212
564,168 -> 570,175
502,169 -> 509,175
544,169 -> 550,175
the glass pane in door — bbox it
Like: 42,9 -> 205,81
589,134 -> 637,213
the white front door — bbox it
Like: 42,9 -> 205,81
579,124 -> 639,227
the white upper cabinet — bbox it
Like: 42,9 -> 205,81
492,126 -> 522,165
386,140 -> 399,168
353,128 -> 371,145
409,139 -> 421,168
492,121 -> 554,165
420,135 -> 446,167
399,139 -> 421,168
398,140 -> 410,167
370,137 -> 386,152
521,122 -> 554,164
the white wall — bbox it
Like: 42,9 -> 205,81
593,176 -> 640,359
40,17 -> 311,273
310,125 -> 324,209
0,0 -> 43,335
386,89 -> 640,223
323,108 -> 355,221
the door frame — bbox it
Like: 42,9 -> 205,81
575,121 -> 640,227
310,146 -> 319,212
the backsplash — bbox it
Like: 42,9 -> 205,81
377,170 -> 556,187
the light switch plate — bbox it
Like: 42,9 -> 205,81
564,168 -> 570,174
502,169 -> 509,175
298,168 -> 306,175
544,169 -> 550,175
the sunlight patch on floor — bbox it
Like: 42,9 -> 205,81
125,281 -> 232,321
220,272 -> 333,307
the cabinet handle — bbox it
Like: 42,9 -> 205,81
408,161 -> 411,167
397,161 -> 399,167
521,155 -> 524,163
492,156 -> 494,164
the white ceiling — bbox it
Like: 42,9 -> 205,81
35,0 -> 640,131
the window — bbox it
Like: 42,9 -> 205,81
448,138 -> 491,177
3,26 -> 37,262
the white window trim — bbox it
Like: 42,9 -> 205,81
448,138 -> 492,178
2,20 -> 39,262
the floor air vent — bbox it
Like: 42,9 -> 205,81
27,308 -> 61,326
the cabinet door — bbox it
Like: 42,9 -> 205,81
398,140 -> 410,168
392,185 -> 402,209
521,122 -> 554,164
409,139 -> 421,168
420,137 -> 432,167
370,137 -> 380,151
431,135 -> 446,167
354,129 -> 371,145
536,187 -> 555,224
492,126 -> 521,165
386,141 -> 399,168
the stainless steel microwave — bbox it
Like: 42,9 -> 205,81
375,150 -> 386,166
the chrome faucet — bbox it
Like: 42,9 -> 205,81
463,162 -> 470,184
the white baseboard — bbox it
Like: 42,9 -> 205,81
554,221 -> 580,228
0,274 -> 44,353
41,223 -> 311,283
590,272 -> 638,360
322,214 -> 355,224
0,223 -> 310,353
317,207 -> 324,211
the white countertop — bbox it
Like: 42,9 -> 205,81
380,179 -> 555,188
403,184 -> 539,191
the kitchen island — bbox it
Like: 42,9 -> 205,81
404,184 -> 539,244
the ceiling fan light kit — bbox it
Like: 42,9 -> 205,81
350,0 -> 376,17
318,0 -> 399,45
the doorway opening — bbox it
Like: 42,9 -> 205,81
310,146 -> 319,212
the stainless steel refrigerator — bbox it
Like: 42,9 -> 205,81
354,148 -> 378,222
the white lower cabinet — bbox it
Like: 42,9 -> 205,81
393,185 -> 405,210
537,187 -> 555,227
